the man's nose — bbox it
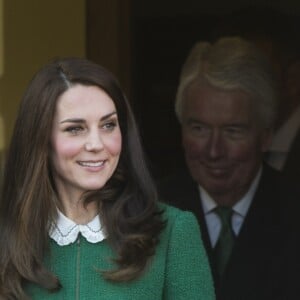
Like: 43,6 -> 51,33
207,131 -> 225,159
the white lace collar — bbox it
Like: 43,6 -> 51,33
49,210 -> 106,246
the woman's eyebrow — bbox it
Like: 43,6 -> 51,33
60,118 -> 84,124
100,111 -> 117,121
60,112 -> 117,124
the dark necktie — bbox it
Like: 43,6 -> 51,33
213,206 -> 235,276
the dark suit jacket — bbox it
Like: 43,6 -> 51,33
159,164 -> 300,300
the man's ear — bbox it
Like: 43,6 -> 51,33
261,128 -> 273,152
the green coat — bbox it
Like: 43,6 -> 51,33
26,204 -> 215,299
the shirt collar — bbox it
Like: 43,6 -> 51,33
49,210 -> 106,246
199,166 -> 262,217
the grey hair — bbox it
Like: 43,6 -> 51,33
175,36 -> 278,128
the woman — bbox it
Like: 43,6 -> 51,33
0,58 -> 214,299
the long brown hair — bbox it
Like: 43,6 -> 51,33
0,58 -> 165,299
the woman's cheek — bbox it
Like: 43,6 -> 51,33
54,138 -> 83,158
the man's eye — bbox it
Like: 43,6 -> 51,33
192,125 -> 204,131
225,127 -> 247,138
190,125 -> 210,136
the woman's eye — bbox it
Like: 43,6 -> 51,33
102,121 -> 117,131
65,126 -> 84,135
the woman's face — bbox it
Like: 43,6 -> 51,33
50,84 -> 122,201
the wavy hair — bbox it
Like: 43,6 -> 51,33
0,58 -> 165,299
175,36 -> 279,129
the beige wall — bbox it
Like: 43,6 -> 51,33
0,0 -> 86,150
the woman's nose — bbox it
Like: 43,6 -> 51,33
84,131 -> 104,152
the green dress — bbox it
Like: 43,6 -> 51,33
26,204 -> 215,299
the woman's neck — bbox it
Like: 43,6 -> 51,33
55,184 -> 99,224
59,194 -> 98,224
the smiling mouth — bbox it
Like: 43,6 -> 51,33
77,161 -> 105,167
204,165 -> 230,176
209,168 -> 227,175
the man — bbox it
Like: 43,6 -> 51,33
159,37 -> 299,299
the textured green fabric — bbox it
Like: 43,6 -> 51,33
26,204 -> 215,299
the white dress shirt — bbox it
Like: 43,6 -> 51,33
49,210 -> 106,246
199,168 -> 262,247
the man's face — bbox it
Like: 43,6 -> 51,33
181,81 -> 271,205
